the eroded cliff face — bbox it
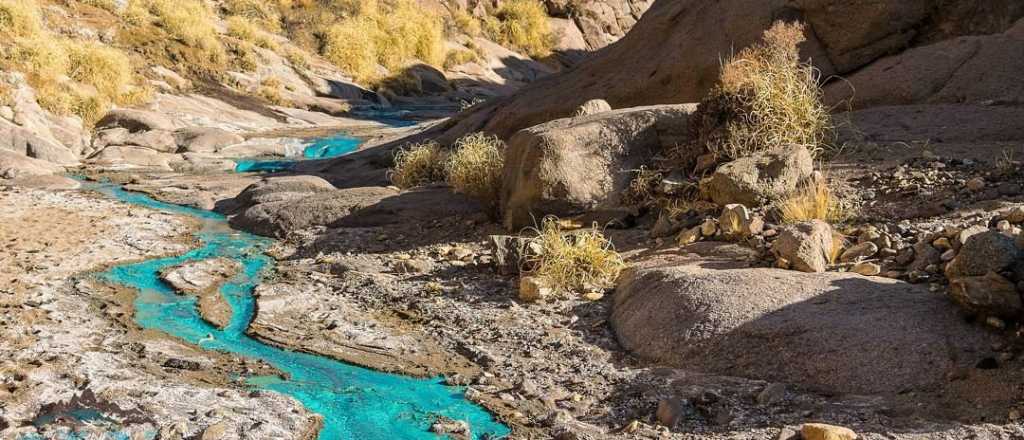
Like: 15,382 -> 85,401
438,0 -> 1024,141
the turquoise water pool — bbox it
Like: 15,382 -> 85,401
61,181 -> 510,440
234,133 -> 363,173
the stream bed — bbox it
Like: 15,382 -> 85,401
63,158 -> 509,438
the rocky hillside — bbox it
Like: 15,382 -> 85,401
0,0 -> 650,176
438,0 -> 1024,140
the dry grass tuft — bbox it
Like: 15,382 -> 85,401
444,49 -> 478,69
451,9 -> 481,37
66,42 -> 134,98
389,141 -> 447,189
226,15 -> 278,49
523,217 -> 625,294
445,132 -> 505,212
0,0 -> 43,38
322,0 -> 444,84
133,0 -> 227,71
778,178 -> 844,223
483,0 -> 553,58
223,0 -> 283,32
685,21 -> 832,163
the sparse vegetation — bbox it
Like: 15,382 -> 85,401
444,49 -> 478,69
523,217 -> 625,294
322,0 -> 444,84
445,132 -> 505,212
483,0 -> 554,58
128,0 -> 227,74
778,179 -> 844,223
686,21 -> 832,163
389,141 -> 448,189
451,9 -> 481,37
226,16 -> 278,49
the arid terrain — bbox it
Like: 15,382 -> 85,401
2,1 -> 1024,440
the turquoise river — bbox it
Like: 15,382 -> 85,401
36,131 -> 510,439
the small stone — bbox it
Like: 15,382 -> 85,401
850,262 -> 881,276
677,226 -> 702,245
932,237 -> 952,251
997,220 -> 1012,232
940,249 -> 956,262
519,276 -> 553,303
700,218 -> 717,237
719,204 -> 750,236
1009,409 -> 1022,422
985,316 -> 1007,330
775,257 -> 791,269
757,383 -> 786,405
1005,207 -> 1024,224
839,242 -> 878,263
800,423 -> 857,440
395,258 -> 433,274
655,399 -> 685,427
966,177 -> 986,192
776,427 -> 800,440
581,290 -> 604,301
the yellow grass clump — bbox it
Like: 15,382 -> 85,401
389,141 -> 447,189
0,0 -> 43,38
483,0 -> 553,58
322,0 -> 444,84
445,132 -> 505,212
524,217 -> 625,294
687,21 -> 832,163
444,49 -> 478,69
66,42 -> 134,98
226,16 -> 278,49
223,0 -> 283,32
451,9 -> 481,37
778,179 -> 844,224
134,0 -> 226,69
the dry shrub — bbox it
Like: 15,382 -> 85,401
444,49 -> 478,69
389,141 -> 447,189
226,16 -> 278,49
135,0 -> 226,69
0,0 -> 42,38
283,46 -> 310,70
778,179 -> 843,223
445,132 -> 505,212
483,0 -> 553,58
451,9 -> 481,37
223,0 -> 283,32
686,21 -> 831,163
322,0 -> 443,84
524,217 -> 625,294
66,42 -> 134,98
80,0 -> 120,12
256,76 -> 291,106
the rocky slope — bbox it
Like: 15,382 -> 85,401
436,0 -> 1024,140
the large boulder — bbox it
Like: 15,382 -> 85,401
437,0 -> 1024,141
0,120 -> 79,165
772,220 -> 834,273
948,271 -> 1023,319
123,130 -> 178,153
611,255 -> 1005,398
0,149 -> 63,179
96,109 -> 175,132
945,230 -> 1019,279
501,104 -> 696,230
87,145 -> 177,170
700,145 -> 813,207
224,175 -> 338,214
230,186 -> 399,238
174,127 -> 245,153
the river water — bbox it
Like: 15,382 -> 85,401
30,131 -> 509,439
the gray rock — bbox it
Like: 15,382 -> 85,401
124,129 -> 177,153
394,258 -> 434,274
0,149 -> 63,178
174,127 -> 245,153
655,398 -> 686,427
88,145 -> 176,170
488,235 -> 538,275
945,230 -> 1019,279
772,220 -> 834,273
839,241 -> 878,263
574,99 -> 612,116
700,145 -> 813,207
501,104 -> 697,230
908,239 -> 941,272
230,186 -> 398,238
948,271 -> 1023,319
612,256 -> 1000,397
97,108 -> 174,132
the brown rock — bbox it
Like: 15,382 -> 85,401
948,272 -> 1023,319
519,276 -> 554,302
772,220 -> 834,273
701,146 -> 813,207
801,423 -> 857,440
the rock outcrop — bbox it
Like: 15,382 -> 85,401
500,104 -> 695,230
611,255 -> 1004,397
700,145 -> 813,207
438,0 -> 1024,142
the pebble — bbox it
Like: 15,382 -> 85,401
519,276 -> 553,303
966,177 -> 986,192
801,423 -> 857,440
851,262 -> 881,276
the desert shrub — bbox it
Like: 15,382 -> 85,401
80,0 -> 120,12
322,0 -> 443,84
226,16 -> 278,49
444,49 -> 478,69
686,21 -> 831,163
223,0 -> 282,32
483,0 -> 553,58
136,0 -> 226,69
256,76 -> 292,106
283,46 -> 310,70
445,132 -> 505,211
323,16 -> 381,83
66,42 -> 134,98
778,179 -> 843,223
0,0 -> 43,38
389,141 -> 447,188
524,217 -> 625,294
451,9 -> 481,37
